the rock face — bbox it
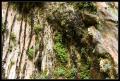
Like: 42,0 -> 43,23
2,2 -> 118,79
88,2 -> 118,75
41,21 -> 55,75
2,2 -> 35,79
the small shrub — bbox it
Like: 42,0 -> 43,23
34,24 -> 42,35
80,64 -> 91,79
54,32 -> 68,63
65,67 -> 77,79
56,67 -> 65,76
73,2 -> 97,14
30,71 -> 48,79
53,66 -> 66,78
54,32 -> 62,43
27,47 -> 35,60
54,42 -> 68,63
53,66 -> 77,79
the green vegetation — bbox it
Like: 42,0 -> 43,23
73,2 -> 97,14
11,2 -> 39,14
27,47 -> 35,60
2,2 -> 117,79
53,66 -> 77,79
54,32 -> 68,64
54,67 -> 65,78
79,31 -> 95,79
34,24 -> 42,35
30,66 -> 77,79
79,48 -> 92,79
34,24 -> 42,51
30,71 -> 48,79
10,2 -> 44,18
80,64 -> 91,79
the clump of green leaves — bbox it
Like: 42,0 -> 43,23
27,47 -> 35,60
79,48 -> 92,79
65,67 -> 77,79
53,66 -> 77,79
35,26 -> 41,51
31,66 -> 77,79
80,64 -> 91,79
54,67 -> 66,77
30,71 -> 48,79
54,32 -> 68,63
34,24 -> 42,35
73,2 -> 97,14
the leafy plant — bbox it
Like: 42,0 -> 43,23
34,24 -> 42,35
53,66 -> 66,79
73,2 -> 97,14
54,42 -> 68,63
30,71 -> 48,79
56,67 -> 65,76
54,32 -> 62,43
27,47 -> 35,60
79,64 -> 91,79
65,67 -> 77,79
70,67 -> 77,76
53,66 -> 77,79
54,32 -> 68,63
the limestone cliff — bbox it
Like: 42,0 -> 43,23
1,2 -> 118,79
